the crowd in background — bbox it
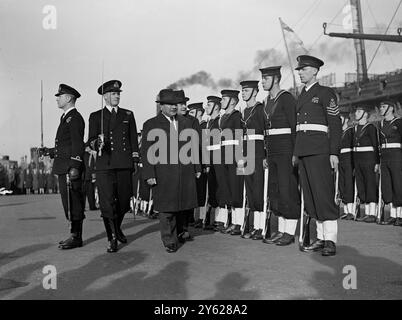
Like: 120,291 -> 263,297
0,163 -> 59,195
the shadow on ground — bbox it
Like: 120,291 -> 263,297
206,272 -> 259,300
84,218 -> 158,246
290,245 -> 402,299
0,243 -> 53,267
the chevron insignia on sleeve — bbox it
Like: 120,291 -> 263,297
126,111 -> 132,115
132,151 -> 139,158
327,98 -> 339,116
71,156 -> 82,162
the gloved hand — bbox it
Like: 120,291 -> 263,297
96,134 -> 105,151
38,147 -> 49,157
68,168 -> 80,181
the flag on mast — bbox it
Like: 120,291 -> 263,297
279,18 -> 308,55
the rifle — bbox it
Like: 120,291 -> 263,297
353,180 -> 360,220
239,183 -> 248,236
147,188 -> 153,216
132,177 -> 141,218
376,123 -> 384,224
376,171 -> 384,224
334,169 -> 341,206
261,168 -> 271,239
298,187 -> 311,250
225,206 -> 232,229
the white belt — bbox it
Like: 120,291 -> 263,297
206,144 -> 221,151
221,140 -> 239,146
381,143 -> 402,149
266,128 -> 292,135
354,146 -> 374,152
244,134 -> 264,141
296,124 -> 328,133
340,148 -> 353,154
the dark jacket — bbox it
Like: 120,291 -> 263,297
88,107 -> 139,171
353,123 -> 380,164
264,90 -> 296,155
294,83 -> 342,157
49,108 -> 85,175
141,113 -> 201,212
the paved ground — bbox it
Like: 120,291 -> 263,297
0,194 -> 401,300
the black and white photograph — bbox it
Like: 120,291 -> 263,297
0,0 -> 401,305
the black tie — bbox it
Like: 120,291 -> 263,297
110,108 -> 117,129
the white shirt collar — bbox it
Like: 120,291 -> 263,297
305,81 -> 318,92
63,106 -> 76,117
105,105 -> 119,113
163,113 -> 176,122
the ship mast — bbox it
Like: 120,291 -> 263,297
351,0 -> 368,83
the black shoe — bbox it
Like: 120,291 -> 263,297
345,213 -> 355,221
230,225 -> 241,236
241,232 -> 252,239
394,218 -> 402,226
383,217 -> 396,225
58,236 -> 71,245
364,216 -> 377,223
221,224 -> 235,234
165,244 -> 177,253
59,236 -> 82,250
213,222 -> 224,232
116,229 -> 128,244
322,241 -> 336,256
356,215 -> 369,222
203,224 -> 214,230
241,228 -> 256,239
182,231 -> 194,241
262,232 -> 283,244
194,219 -> 204,228
107,238 -> 118,253
275,233 -> 295,246
252,229 -> 263,240
300,239 -> 325,252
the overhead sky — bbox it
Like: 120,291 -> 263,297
1,0 -> 401,161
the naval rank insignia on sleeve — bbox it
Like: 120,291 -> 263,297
327,98 -> 339,116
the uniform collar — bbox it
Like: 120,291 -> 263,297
304,81 -> 318,92
63,107 -> 76,117
105,105 -> 119,113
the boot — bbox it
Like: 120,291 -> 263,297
116,215 -> 127,244
262,231 -> 283,244
252,229 -> 263,240
59,221 -> 83,250
103,218 -> 118,253
230,225 -> 241,236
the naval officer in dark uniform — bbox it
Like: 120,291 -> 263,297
294,55 -> 342,256
88,80 -> 139,253
39,84 -> 85,249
